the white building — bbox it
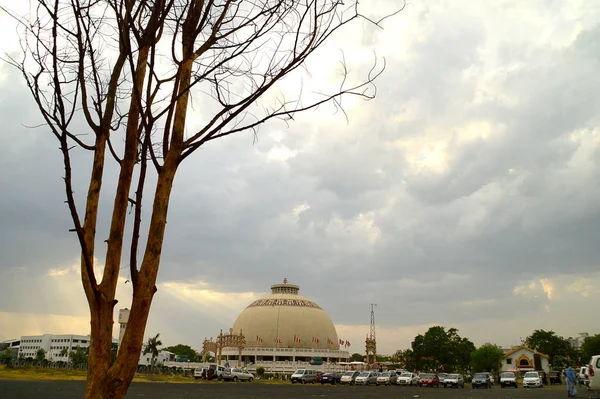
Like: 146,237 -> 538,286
15,334 -> 118,361
502,345 -> 550,374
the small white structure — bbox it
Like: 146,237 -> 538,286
138,350 -> 175,366
502,345 -> 550,374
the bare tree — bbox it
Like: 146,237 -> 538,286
3,0 -> 403,397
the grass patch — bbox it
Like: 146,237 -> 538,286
0,366 -> 291,385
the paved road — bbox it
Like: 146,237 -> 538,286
0,380 -> 590,399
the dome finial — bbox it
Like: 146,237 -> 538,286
283,277 -> 288,284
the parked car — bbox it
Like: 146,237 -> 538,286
523,371 -> 543,388
396,372 -> 419,386
222,368 -> 254,382
438,373 -> 448,384
418,373 -> 440,387
472,373 -> 492,389
291,369 -> 317,384
579,366 -> 590,387
355,371 -> 378,385
340,371 -> 360,385
443,374 -> 464,388
320,372 -> 341,385
482,372 -> 495,385
588,355 -> 600,391
500,371 -> 518,388
376,371 -> 397,386
549,370 -> 562,385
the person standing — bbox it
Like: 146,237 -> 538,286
565,365 -> 578,397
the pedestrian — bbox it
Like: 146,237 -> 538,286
565,364 -> 577,397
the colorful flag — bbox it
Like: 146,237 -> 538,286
275,338 -> 282,344
339,339 -> 344,345
345,340 -> 351,347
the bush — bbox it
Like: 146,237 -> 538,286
256,366 -> 265,378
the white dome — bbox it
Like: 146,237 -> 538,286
232,280 -> 339,350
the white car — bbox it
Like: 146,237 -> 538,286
589,355 -> 600,391
500,371 -> 518,388
443,374 -> 464,388
340,371 -> 360,385
396,372 -> 419,386
222,367 -> 254,382
523,371 -> 543,388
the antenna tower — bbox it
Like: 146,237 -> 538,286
365,303 -> 377,366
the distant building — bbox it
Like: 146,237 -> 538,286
568,333 -> 589,349
5,334 -> 119,361
502,345 -> 550,374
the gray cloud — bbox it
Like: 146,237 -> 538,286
1,1 -> 599,352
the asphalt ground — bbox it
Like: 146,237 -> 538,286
0,381 -> 592,399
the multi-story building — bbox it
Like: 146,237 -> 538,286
13,334 -> 118,360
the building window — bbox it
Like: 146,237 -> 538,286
506,358 -> 512,365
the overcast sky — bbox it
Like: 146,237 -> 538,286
1,1 -> 599,355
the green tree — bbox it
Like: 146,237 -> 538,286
525,330 -> 574,364
1,348 -> 14,362
581,334 -> 600,364
36,348 -> 46,362
256,366 -> 265,378
350,353 -> 364,362
470,343 -> 504,372
411,326 -> 475,372
551,355 -> 568,371
143,334 -> 163,366
5,0 -> 401,397
69,346 -> 89,365
162,344 -> 198,362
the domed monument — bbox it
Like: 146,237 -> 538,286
221,279 -> 349,367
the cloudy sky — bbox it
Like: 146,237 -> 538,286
1,0 -> 599,355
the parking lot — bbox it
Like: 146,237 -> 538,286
0,380 -> 589,399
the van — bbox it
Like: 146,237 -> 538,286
291,369 -> 317,384
208,364 -> 226,380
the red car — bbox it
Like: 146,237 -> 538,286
419,373 -> 440,387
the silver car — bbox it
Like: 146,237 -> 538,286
355,371 -> 378,385
376,371 -> 398,385
443,373 -> 464,388
222,367 -> 254,382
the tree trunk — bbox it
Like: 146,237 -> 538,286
82,54 -> 192,399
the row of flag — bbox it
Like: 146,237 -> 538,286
253,335 -> 351,347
